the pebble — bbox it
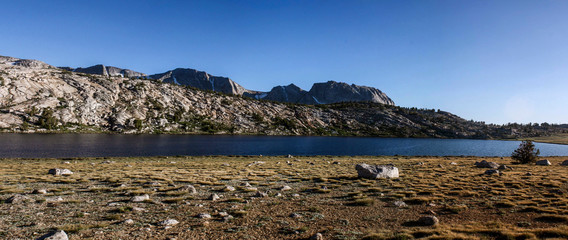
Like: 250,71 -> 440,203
197,213 -> 212,219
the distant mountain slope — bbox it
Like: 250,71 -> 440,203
1,54 -> 565,138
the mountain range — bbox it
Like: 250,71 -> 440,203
62,64 -> 394,106
0,54 -> 563,138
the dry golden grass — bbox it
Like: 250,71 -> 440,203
2,156 -> 568,239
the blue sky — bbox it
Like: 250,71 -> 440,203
1,0 -> 567,124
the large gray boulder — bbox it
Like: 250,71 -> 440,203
536,159 -> 551,166
474,160 -> 500,168
561,160 -> 568,166
36,230 -> 68,240
48,169 -> 73,176
355,163 -> 399,179
417,215 -> 439,226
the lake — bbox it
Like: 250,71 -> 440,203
1,133 -> 568,158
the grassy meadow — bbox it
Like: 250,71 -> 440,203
2,155 -> 568,239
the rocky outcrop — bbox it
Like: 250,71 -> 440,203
63,64 -> 147,78
150,68 -> 247,95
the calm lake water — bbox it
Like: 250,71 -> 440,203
1,134 -> 568,158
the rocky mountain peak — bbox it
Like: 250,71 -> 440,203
149,68 -> 247,95
299,81 -> 395,105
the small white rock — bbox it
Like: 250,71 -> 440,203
158,219 -> 179,226
130,194 -> 150,202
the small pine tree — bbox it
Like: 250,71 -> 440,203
511,140 -> 540,164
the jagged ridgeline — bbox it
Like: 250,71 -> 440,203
0,55 -> 563,138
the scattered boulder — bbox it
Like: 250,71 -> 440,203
393,200 -> 408,208
121,219 -> 134,225
208,194 -> 220,201
223,186 -> 235,192
254,191 -> 268,198
36,230 -> 69,240
246,161 -> 265,167
48,168 -> 74,176
561,160 -> 568,166
130,194 -> 150,202
46,196 -> 64,202
450,162 -> 458,165
218,212 -> 229,217
526,172 -> 533,176
179,185 -> 197,194
484,170 -> 500,175
158,219 -> 179,226
310,233 -> 324,240
244,187 -> 258,192
280,185 -> 292,191
223,215 -> 234,222
290,213 -> 302,218
355,164 -> 399,179
498,165 -> 513,170
474,160 -> 499,169
132,207 -> 147,212
417,215 -> 439,226
5,194 -> 34,204
33,189 -> 48,194
536,159 -> 551,166
197,213 -> 212,219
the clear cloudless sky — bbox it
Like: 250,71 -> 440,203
1,0 -> 567,124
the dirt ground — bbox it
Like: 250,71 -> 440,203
2,155 -> 568,239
